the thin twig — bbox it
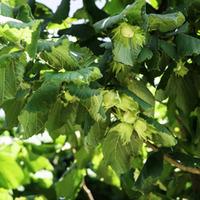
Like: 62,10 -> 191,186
82,181 -> 95,200
146,141 -> 200,175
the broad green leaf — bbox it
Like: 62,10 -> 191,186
166,74 -> 198,115
144,116 -> 177,147
122,0 -> 146,24
97,163 -> 121,187
102,129 -> 143,174
38,38 -> 95,70
0,3 -> 13,17
104,0 -> 125,15
0,16 -> 41,58
158,39 -> 177,60
0,153 -> 25,189
121,169 -> 142,199
2,89 -> 28,129
38,39 -> 79,70
94,0 -> 146,32
0,52 -> 26,106
94,14 -> 124,33
135,152 -> 163,190
46,100 -> 69,135
137,47 -> 153,63
0,188 -> 12,200
47,102 -> 80,139
82,94 -> 106,122
176,33 -> 200,57
75,147 -> 93,169
56,167 -> 85,200
68,84 -> 100,99
152,130 -> 177,147
16,4 -> 34,23
86,121 -> 108,147
124,78 -> 155,108
26,80 -> 60,112
1,0 -> 27,8
18,110 -> 48,138
26,67 -> 102,112
26,151 -> 53,172
148,12 -> 185,32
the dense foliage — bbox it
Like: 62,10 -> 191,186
1,0 -> 200,199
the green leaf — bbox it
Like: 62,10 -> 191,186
144,116 -> 177,147
152,130 -> 177,147
158,39 -> 177,60
68,84 -> 100,99
135,152 -> 163,189
122,0 -> 146,24
102,129 -> 143,174
0,153 -> 25,189
0,3 -> 13,17
46,100 -> 69,135
94,14 -> 124,33
94,0 -> 146,32
2,89 -> 28,129
38,38 -> 96,70
75,147 -> 93,169
47,102 -> 80,139
86,121 -> 108,147
148,12 -> 185,32
137,47 -> 153,63
104,0 -> 125,15
123,78 -> 155,109
18,110 -> 48,138
16,4 -> 34,23
176,33 -> 200,57
0,188 -> 12,200
0,52 -> 26,106
166,74 -> 198,115
38,39 -> 79,70
96,161 -> 121,187
1,0 -> 26,8
0,16 -> 41,58
26,151 -> 53,172
26,67 -> 102,112
56,167 -> 85,200
82,94 -> 106,122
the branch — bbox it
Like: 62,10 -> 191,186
146,142 -> 200,175
82,181 -> 95,200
